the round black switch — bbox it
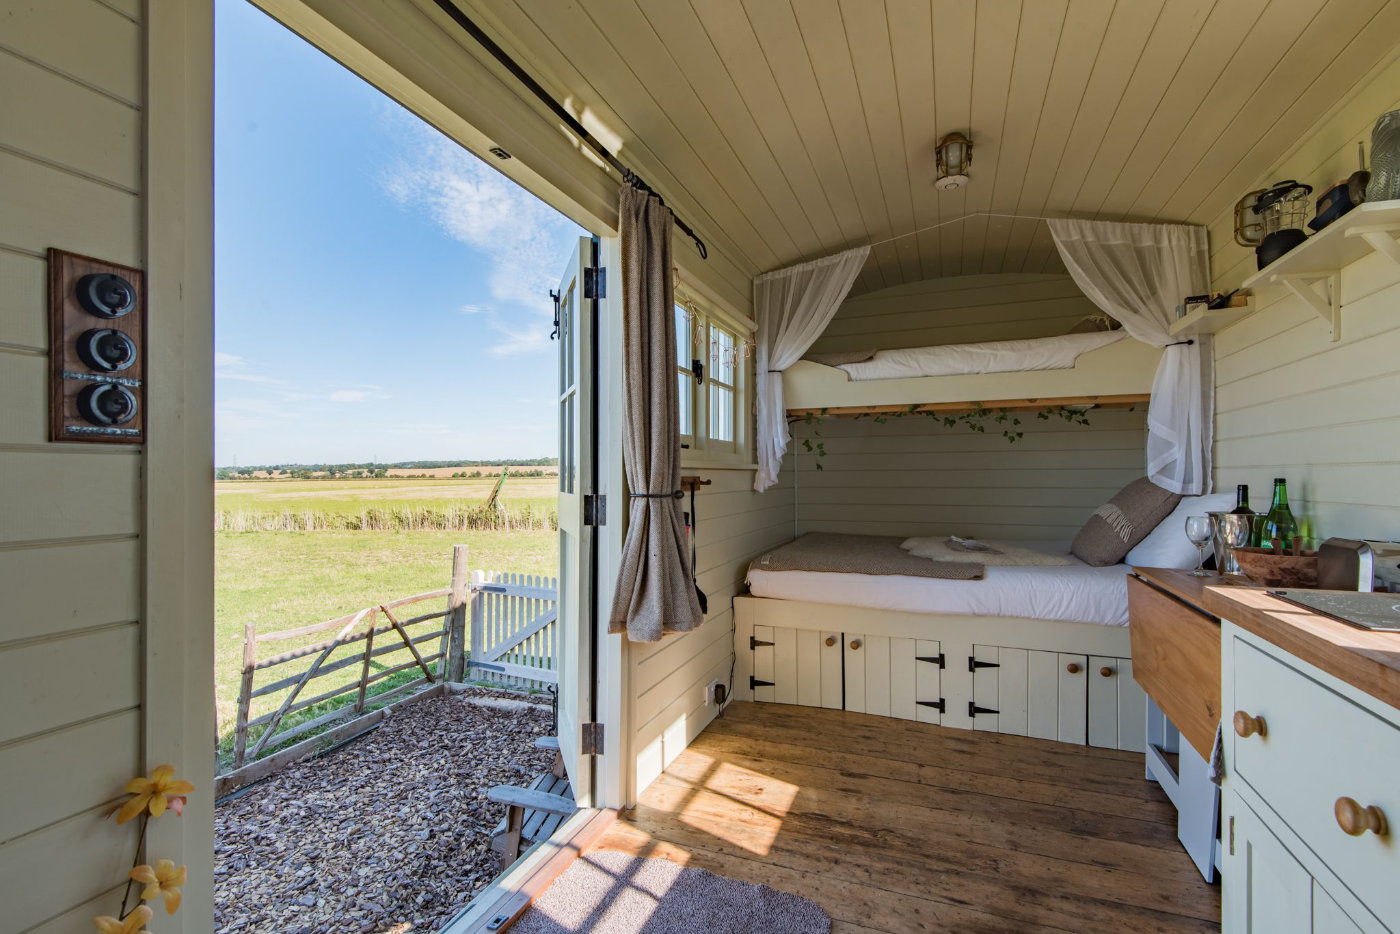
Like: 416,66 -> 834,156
77,328 -> 137,372
77,383 -> 138,426
76,273 -> 137,318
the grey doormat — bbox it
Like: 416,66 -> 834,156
510,850 -> 831,933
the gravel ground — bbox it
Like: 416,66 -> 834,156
215,689 -> 556,933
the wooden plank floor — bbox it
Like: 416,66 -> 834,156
592,702 -> 1220,933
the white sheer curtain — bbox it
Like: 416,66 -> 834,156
753,246 -> 870,492
1048,219 -> 1213,495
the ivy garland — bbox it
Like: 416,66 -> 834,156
797,403 -> 1101,469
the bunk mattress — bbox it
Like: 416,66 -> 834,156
746,540 -> 1130,627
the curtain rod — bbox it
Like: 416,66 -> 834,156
431,0 -> 708,260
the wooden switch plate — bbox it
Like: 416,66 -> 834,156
48,248 -> 147,444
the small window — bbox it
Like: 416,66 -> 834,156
675,297 -> 751,464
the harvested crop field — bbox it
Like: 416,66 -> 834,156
215,689 -> 559,933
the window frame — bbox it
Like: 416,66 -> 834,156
674,289 -> 753,468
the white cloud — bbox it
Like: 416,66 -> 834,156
215,351 -> 284,384
383,120 -> 584,355
328,388 -> 391,403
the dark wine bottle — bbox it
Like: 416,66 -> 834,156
1231,484 -> 1254,515
1257,478 -> 1298,550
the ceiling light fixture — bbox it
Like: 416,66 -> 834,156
935,132 -> 972,191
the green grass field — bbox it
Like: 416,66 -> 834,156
214,477 -> 559,768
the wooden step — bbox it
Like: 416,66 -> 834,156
490,771 -> 575,856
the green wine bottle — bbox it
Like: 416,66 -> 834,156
1257,478 -> 1298,550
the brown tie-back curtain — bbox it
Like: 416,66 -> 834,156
608,184 -> 703,642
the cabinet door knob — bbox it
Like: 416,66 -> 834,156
1065,662 -> 1081,674
849,639 -> 862,651
1335,797 -> 1388,837
1099,666 -> 1115,677
824,636 -> 836,647
1232,710 -> 1267,738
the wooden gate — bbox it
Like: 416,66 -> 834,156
468,571 -> 559,690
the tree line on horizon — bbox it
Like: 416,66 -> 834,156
215,457 -> 558,480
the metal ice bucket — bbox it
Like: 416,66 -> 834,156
1209,512 -> 1252,576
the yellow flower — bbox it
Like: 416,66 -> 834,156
117,765 -> 195,824
93,905 -> 153,934
131,859 -> 186,915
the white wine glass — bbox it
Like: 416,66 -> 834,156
1185,515 -> 1213,577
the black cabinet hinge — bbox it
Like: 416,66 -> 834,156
750,636 -> 774,649
916,654 -> 946,669
750,676 -> 775,690
581,722 -> 604,756
968,702 -> 1000,717
583,494 -> 605,526
916,698 -> 946,713
583,266 -> 606,299
969,657 -> 1001,672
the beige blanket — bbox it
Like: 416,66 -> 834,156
901,536 -> 1075,567
751,533 -> 983,581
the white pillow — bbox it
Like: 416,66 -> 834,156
1125,492 -> 1236,569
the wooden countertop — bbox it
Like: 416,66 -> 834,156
1202,586 -> 1400,713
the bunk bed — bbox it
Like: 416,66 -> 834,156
735,330 -> 1171,753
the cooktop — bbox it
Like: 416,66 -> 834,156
1269,590 -> 1400,633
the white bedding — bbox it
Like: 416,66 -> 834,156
746,541 -> 1130,627
836,331 -> 1126,381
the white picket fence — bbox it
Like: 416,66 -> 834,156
468,571 -> 559,691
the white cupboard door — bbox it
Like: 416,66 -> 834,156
1116,658 -> 1148,753
889,637 -> 917,721
1088,655 -> 1119,748
554,236 -> 595,806
1057,654 -> 1088,744
1223,800 -> 1312,934
971,645 -> 999,732
795,629 -> 823,708
844,634 -> 867,714
819,632 -> 842,709
1026,650 -> 1060,741
772,626 -> 798,705
1312,882 -> 1363,934
996,647 -> 1029,736
863,635 -> 892,717
752,625 -> 775,703
914,640 -> 943,725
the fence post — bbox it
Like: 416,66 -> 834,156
355,608 -> 377,713
233,622 -> 256,769
446,545 -> 470,682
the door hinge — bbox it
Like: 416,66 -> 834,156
749,636 -> 775,649
583,266 -> 606,299
750,676 -> 775,690
917,654 -> 945,669
581,722 -> 604,756
968,702 -> 1000,717
916,698 -> 946,713
583,494 -> 606,526
1228,816 -> 1235,856
969,657 -> 1001,672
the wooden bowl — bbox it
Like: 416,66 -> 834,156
1233,547 -> 1319,588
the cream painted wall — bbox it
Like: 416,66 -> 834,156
0,1 -> 214,931
806,272 -> 1103,356
1208,48 -> 1400,542
630,468 -> 794,794
793,273 -> 1144,542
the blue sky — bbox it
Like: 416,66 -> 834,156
214,0 -> 584,466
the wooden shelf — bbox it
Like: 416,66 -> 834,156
787,393 -> 1149,419
1169,297 -> 1255,336
1241,200 -> 1400,341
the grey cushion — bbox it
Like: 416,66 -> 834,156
1071,478 -> 1183,566
803,349 -> 877,367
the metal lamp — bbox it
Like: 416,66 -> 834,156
935,132 -> 972,191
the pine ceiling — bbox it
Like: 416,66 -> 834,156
444,0 -> 1400,294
